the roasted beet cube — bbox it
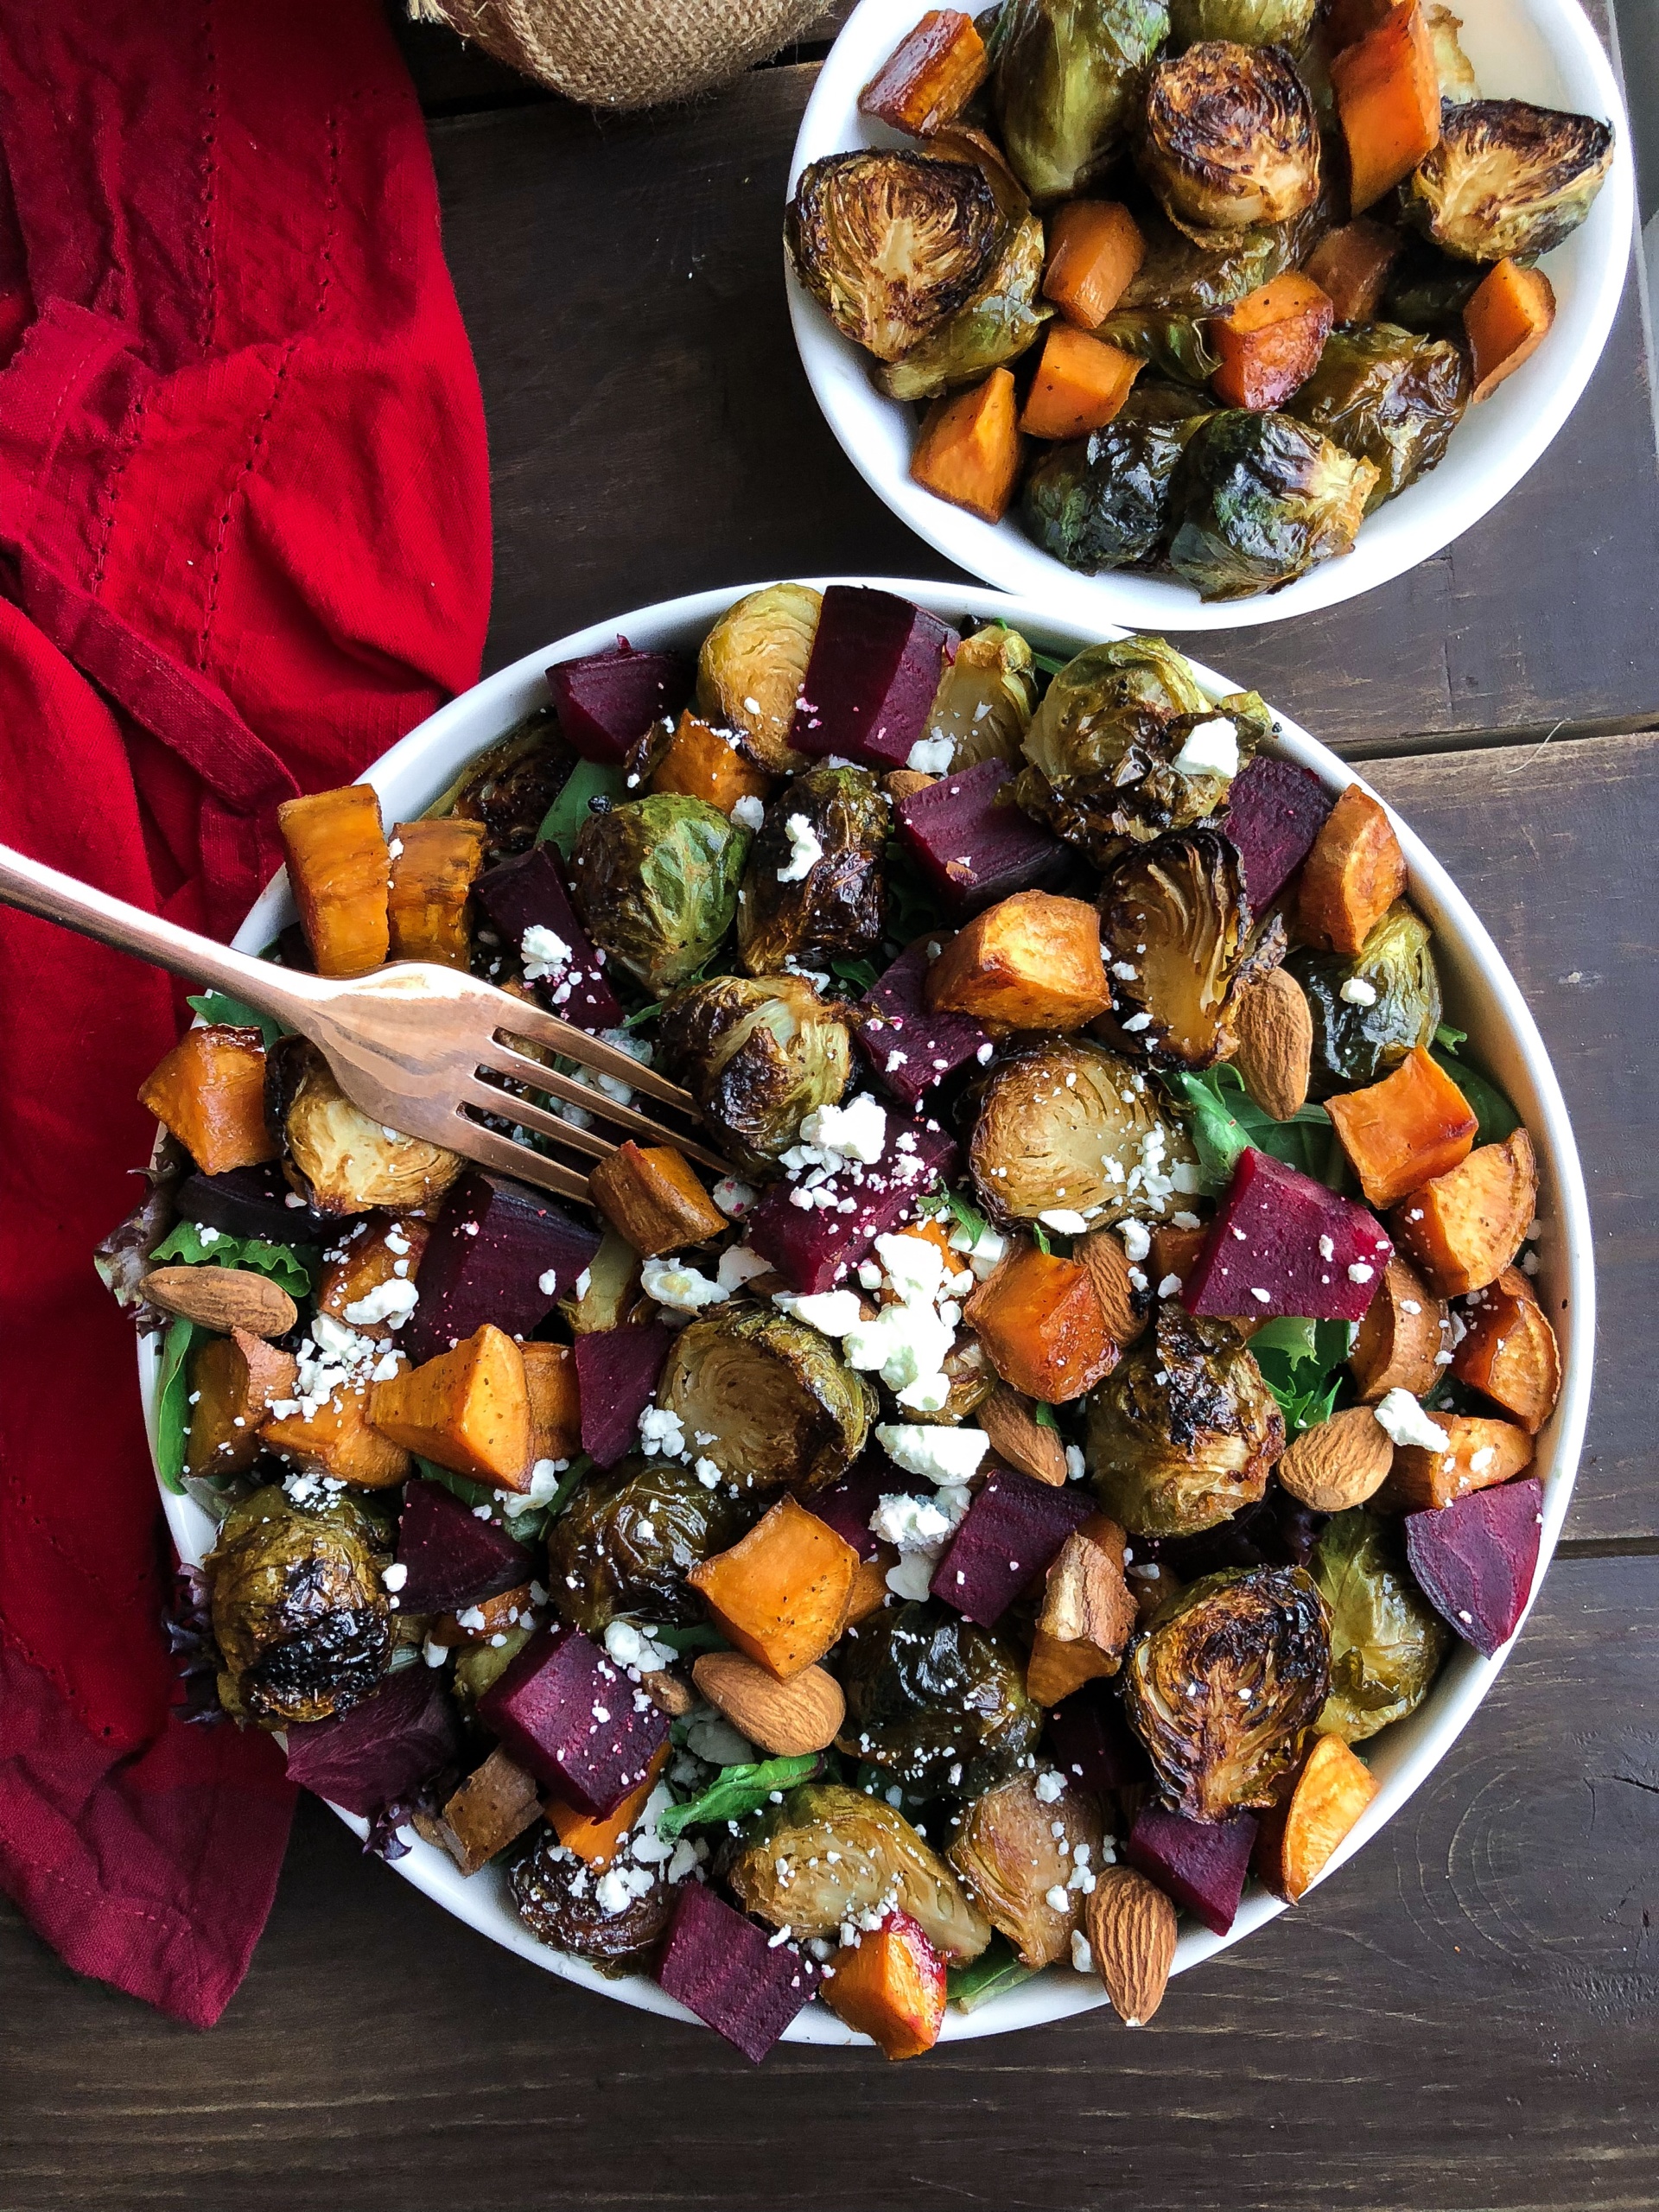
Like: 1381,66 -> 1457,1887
572,1320 -> 676,1466
403,1169 -> 599,1365
1125,1803 -> 1257,1936
175,1161 -> 332,1243
790,586 -> 957,770
930,1465 -> 1096,1626
1044,1680 -> 1151,1792
854,938 -> 992,1106
283,1668 -> 461,1817
744,1116 -> 958,1294
805,1452 -> 890,1561
546,642 -> 692,766
1185,1147 -> 1393,1324
473,845 -> 625,1032
655,1882 -> 820,2062
394,1479 -> 532,1614
1224,755 -> 1334,909
1404,1474 -> 1543,1657
894,760 -> 1071,918
478,1621 -> 670,1816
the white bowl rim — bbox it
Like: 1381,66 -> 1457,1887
784,0 -> 1635,632
145,575 -> 1595,2048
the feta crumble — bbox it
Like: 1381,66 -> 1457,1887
1170,715 -> 1239,779
777,813 -> 824,883
731,794 -> 766,831
1373,1389 -> 1448,1450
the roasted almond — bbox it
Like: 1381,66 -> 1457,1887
141,1263 -> 297,1338
1275,1403 -> 1395,1512
640,1668 -> 696,1718
1086,1865 -> 1178,2028
1077,1228 -> 1145,1346
884,768 -> 937,802
1233,966 -> 1313,1122
980,1384 -> 1067,1486
691,1649 -> 845,1757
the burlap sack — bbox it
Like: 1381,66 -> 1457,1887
410,0 -> 829,109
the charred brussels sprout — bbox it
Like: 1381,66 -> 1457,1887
1169,0 -> 1315,46
207,1483 -> 392,1725
1023,383 -> 1217,577
442,709 -> 575,860
658,1307 -> 875,1496
1426,2 -> 1480,103
1287,901 -> 1441,1097
1403,99 -> 1615,264
948,1773 -> 1104,1966
969,1037 -> 1198,1226
838,1600 -> 1043,1795
1287,324 -> 1469,511
1139,42 -> 1321,235
1124,1564 -> 1332,1817
736,766 -> 892,978
570,794 -> 749,998
991,0 -> 1171,203
1169,411 -> 1378,602
1380,238 -> 1484,334
875,213 -> 1050,402
1087,1303 -> 1287,1537
1018,633 -> 1209,862
548,1456 -> 755,1634
656,974 -> 851,1173
266,1037 -> 463,1217
512,1830 -> 674,1972
1312,1509 -> 1450,1743
696,582 -> 821,773
1099,829 -> 1262,1068
786,151 -> 1002,363
1119,198 -> 1297,317
919,624 -> 1039,769
727,1783 -> 993,1960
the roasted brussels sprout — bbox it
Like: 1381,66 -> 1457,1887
658,1307 -> 875,1496
969,1037 -> 1198,1226
1425,2 -> 1480,104
452,1622 -> 532,1706
918,624 -> 1039,771
1168,0 -> 1315,47
265,1037 -> 463,1217
569,794 -> 749,998
443,708 -> 575,860
1124,1564 -> 1332,1818
207,1483 -> 392,1725
1099,829 -> 1263,1068
512,1829 -> 674,1972
548,1456 -> 755,1634
991,0 -> 1171,202
1120,198 -> 1297,318
1139,42 -> 1321,236
656,973 -> 852,1173
1023,383 -> 1217,577
1287,324 -> 1469,512
1403,99 -> 1615,264
696,582 -> 822,773
1169,410 -> 1378,602
948,1773 -> 1103,1967
736,766 -> 891,978
1380,238 -> 1484,334
1087,1303 -> 1287,1537
1287,901 -> 1441,1098
726,1783 -> 994,1960
785,151 -> 1002,363
838,1600 -> 1043,1795
875,213 -> 1050,402
1018,633 -> 1209,861
1311,1509 -> 1451,1743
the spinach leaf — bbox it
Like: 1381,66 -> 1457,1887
947,1934 -> 1037,2012
186,990 -> 288,1049
150,1220 -> 314,1299
413,1457 -> 558,1546
1031,1220 -> 1052,1255
537,759 -> 626,856
154,1315 -> 203,1494
657,1755 -> 821,1839
1429,1042 -> 1519,1146
1165,1065 -> 1332,1193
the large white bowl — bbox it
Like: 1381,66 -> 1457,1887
144,580 -> 1593,2045
785,0 -> 1634,631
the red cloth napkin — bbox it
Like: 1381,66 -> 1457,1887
0,0 -> 491,2025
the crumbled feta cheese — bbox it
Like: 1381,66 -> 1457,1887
906,735 -> 954,774
1120,1012 -> 1153,1033
798,1093 -> 887,1165
683,1707 -> 758,1766
1071,1929 -> 1094,1974
1110,960 -> 1138,982
884,1550 -> 938,1600
504,1458 -> 568,1514
343,1274 -> 419,1326
1120,1220 -> 1151,1264
711,1176 -> 757,1220
422,1636 -> 448,1669
714,1243 -> 770,1294
1039,1208 -> 1090,1235
874,1230 -> 946,1306
870,1491 -> 955,1554
1045,1885 -> 1071,1914
1373,1388 -> 1449,1450
381,1562 -> 408,1592
1347,1262 -> 1374,1284
572,1267 -> 592,1300
638,1404 -> 687,1458
876,1422 -> 989,1485
538,1267 -> 562,1295
731,794 -> 766,832
1065,1444 -> 1086,1482
1170,715 -> 1238,779
777,813 -> 824,883
641,1255 -> 728,1313
774,1287 -> 863,1337
1034,1770 -> 1065,1804
1250,1287 -> 1271,1304
1339,976 -> 1379,1006
843,1299 -> 954,1396
1469,1445 -> 1497,1476
1156,1272 -> 1183,1298
520,924 -> 573,982
604,1618 -> 674,1672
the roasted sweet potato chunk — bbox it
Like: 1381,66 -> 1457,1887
262,1378 -> 414,1488
1301,219 -> 1402,323
518,1340 -> 582,1481
911,368 -> 1022,524
1464,258 -> 1555,403
429,1746 -> 543,1876
1210,273 -> 1334,412
1379,1410 -> 1534,1511
1453,1266 -> 1560,1433
839,1552 -> 894,1630
1390,1130 -> 1537,1296
648,709 -> 773,817
1027,1516 -> 1136,1705
1331,0 -> 1443,212
1041,200 -> 1147,330
1019,325 -> 1142,439
277,783 -> 391,977
1255,1733 -> 1379,1903
967,1245 -> 1118,1405
428,1582 -> 536,1648
185,1327 -> 297,1477
139,1024 -> 277,1175
1149,1225 -> 1208,1300
1296,785 -> 1407,958
926,891 -> 1111,1032
1349,1251 -> 1447,1401
588,1141 -> 727,1256
858,9 -> 988,136
317,1217 -> 430,1339
1327,1045 -> 1478,1208
370,1324 -> 532,1485
386,818 -> 486,968
545,1741 -> 671,1869
688,1496 -> 860,1681
823,1909 -> 947,2060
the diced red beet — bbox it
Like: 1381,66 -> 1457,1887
1404,1474 -> 1543,1658
175,1162 -> 333,1243
572,1320 -> 676,1466
283,1668 -> 461,1817
805,1452 -> 890,1561
546,642 -> 693,766
854,938 -> 993,1106
790,586 -> 957,770
930,1466 -> 1096,1627
1185,1147 -> 1392,1325
744,1116 -> 958,1294
1044,1681 -> 1151,1792
477,1620 -> 670,1816
1125,1803 -> 1258,1936
894,760 -> 1071,919
395,1479 -> 532,1614
654,1882 -> 821,2061
402,1169 -> 599,1364
1223,755 -> 1335,910
472,845 -> 625,1032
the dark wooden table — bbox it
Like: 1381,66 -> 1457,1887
4,16 -> 1658,2210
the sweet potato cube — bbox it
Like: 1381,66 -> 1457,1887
386,818 -> 486,969
544,1740 -> 671,1868
1255,1733 -> 1379,1903
588,1141 -> 727,1256
1302,218 -> 1402,323
823,1909 -> 947,2060
1349,1251 -> 1447,1401
1390,1129 -> 1537,1296
1019,325 -> 1142,439
1332,0 -> 1443,212
430,1746 -> 543,1877
1149,1225 -> 1208,1300
858,9 -> 988,136
186,1327 -> 297,1478
1327,1045 -> 1478,1208
276,783 -> 391,977
139,1024 -> 277,1175
911,367 -> 1022,524
1464,258 -> 1555,404
262,1378 -> 414,1489
839,1553 -> 893,1630
519,1340 -> 582,1478
1295,785 -> 1406,958
1454,1266 -> 1560,1433
1027,1516 -> 1136,1705
317,1216 -> 430,1338
926,890 -> 1111,1032
1041,199 -> 1146,330
687,1496 -> 860,1681
1380,1410 -> 1534,1511
1210,273 -> 1334,411
648,708 -> 772,816
966,1245 -> 1118,1404
428,1583 -> 535,1649
369,1323 -> 532,1484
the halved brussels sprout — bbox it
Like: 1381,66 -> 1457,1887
875,213 -> 1050,402
658,1307 -> 875,1496
1287,900 -> 1441,1098
1403,99 -> 1615,264
916,624 -> 1039,771
656,973 -> 852,1173
1098,829 -> 1260,1068
969,1036 -> 1198,1226
727,1782 -> 994,1960
838,1599 -> 1044,1795
991,0 -> 1172,202
696,583 -> 822,773
785,151 -> 1002,363
207,1483 -> 392,1725
442,708 -> 575,859
512,1829 -> 674,1971
452,1622 -> 532,1706
1380,238 -> 1484,334
1087,1302 -> 1287,1537
1019,634 -> 1208,860
265,1037 -> 463,1217
1168,0 -> 1315,47
1022,383 -> 1217,577
1139,42 -> 1321,235
1169,410 -> 1378,602
1311,1509 -> 1451,1743
548,1456 -> 756,1634
1287,324 -> 1469,512
948,1773 -> 1104,1967
736,766 -> 891,978
1123,1563 -> 1332,1818
570,793 -> 750,998
1119,197 -> 1298,317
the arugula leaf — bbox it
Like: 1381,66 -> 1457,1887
1033,1402 -> 1060,1432
154,1316 -> 202,1494
657,1755 -> 820,1839
947,1935 -> 1038,2012
149,1220 -> 314,1298
1165,1065 -> 1332,1193
186,990 -> 288,1049
922,1184 -> 992,1252
537,759 -> 626,855
1429,1042 -> 1519,1146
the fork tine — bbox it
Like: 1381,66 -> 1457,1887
459,1077 -> 621,1163
478,1039 -> 729,1173
444,1116 -> 592,1204
489,998 -> 695,1111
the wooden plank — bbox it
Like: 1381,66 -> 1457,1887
3,1551 -> 1654,2210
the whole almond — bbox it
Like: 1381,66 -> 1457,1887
1276,1403 -> 1395,1511
1086,1865 -> 1178,2028
884,768 -> 936,802
640,1668 -> 696,1718
141,1264 -> 297,1338
1038,1527 -> 1137,1659
692,1650 -> 844,1757
1077,1229 -> 1145,1346
1233,967 -> 1313,1122
980,1384 -> 1067,1486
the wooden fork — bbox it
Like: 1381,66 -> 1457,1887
0,841 -> 723,1205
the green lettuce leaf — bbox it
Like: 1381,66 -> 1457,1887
154,1316 -> 203,1494
947,1934 -> 1037,2012
185,989 -> 288,1050
1166,1065 -> 1333,1192
1429,1041 -> 1519,1146
149,1220 -> 314,1299
1249,1317 -> 1357,1436
657,1755 -> 821,1839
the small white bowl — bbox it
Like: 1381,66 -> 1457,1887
785,0 -> 1634,631
145,579 -> 1593,2046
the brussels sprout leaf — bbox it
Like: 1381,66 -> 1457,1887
185,990 -> 288,1049
657,1755 -> 821,1839
1096,310 -> 1220,385
1166,1065 -> 1331,1192
1429,1041 -> 1519,1146
154,1315 -> 202,1494
537,758 -> 626,855
149,1220 -> 314,1298
946,1934 -> 1037,2012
